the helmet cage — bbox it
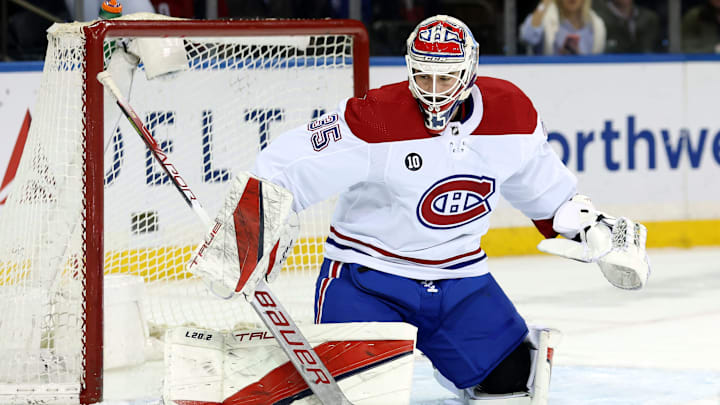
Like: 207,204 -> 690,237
405,16 -> 479,132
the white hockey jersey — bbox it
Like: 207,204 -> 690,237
252,77 -> 577,280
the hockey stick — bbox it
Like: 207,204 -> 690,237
97,71 -> 352,405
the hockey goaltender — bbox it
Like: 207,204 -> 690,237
176,14 -> 651,405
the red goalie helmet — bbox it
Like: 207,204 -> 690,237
406,15 -> 479,133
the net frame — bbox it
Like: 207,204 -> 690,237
30,17 -> 368,405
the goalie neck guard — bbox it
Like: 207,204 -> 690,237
406,15 -> 479,134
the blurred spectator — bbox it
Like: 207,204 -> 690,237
64,0 -> 154,21
519,0 -> 606,55
151,0 -> 194,18
369,0 -> 426,56
332,0 -> 372,22
593,0 -> 661,53
370,0 -> 502,56
226,0 -> 334,19
226,0 -> 294,18
7,0 -> 69,60
442,0 -> 503,55
682,0 -> 720,53
159,0 -> 231,18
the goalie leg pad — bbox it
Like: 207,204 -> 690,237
163,327 -> 225,404
163,323 -> 417,405
434,369 -> 532,405
438,326 -> 561,405
523,326 -> 561,405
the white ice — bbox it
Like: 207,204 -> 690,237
103,247 -> 720,405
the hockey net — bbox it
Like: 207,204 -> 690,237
0,14 -> 368,404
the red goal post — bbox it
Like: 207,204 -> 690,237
0,15 -> 368,405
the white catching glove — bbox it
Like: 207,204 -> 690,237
537,195 -> 651,290
596,217 -> 650,290
187,172 -> 298,300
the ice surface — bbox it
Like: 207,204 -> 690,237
411,356 -> 720,405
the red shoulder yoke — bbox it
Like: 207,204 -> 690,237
472,77 -> 538,136
344,82 -> 433,143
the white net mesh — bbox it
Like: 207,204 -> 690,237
0,15 -> 360,402
0,25 -> 87,393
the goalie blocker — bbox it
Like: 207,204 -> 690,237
187,172 -> 299,299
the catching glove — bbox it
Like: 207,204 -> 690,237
537,195 -> 650,290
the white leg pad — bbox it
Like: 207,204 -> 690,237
525,326 -> 561,405
163,328 -> 225,404
437,325 -> 561,405
163,322 -> 417,405
434,370 -> 532,405
469,395 -> 533,405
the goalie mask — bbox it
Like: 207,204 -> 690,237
406,15 -> 479,134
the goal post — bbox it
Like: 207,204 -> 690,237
0,14 -> 368,404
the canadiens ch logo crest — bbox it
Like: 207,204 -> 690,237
416,175 -> 495,229
413,20 -> 466,60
